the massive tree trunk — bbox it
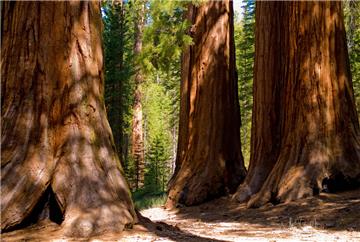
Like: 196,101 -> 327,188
233,1 -> 285,204
1,1 -> 136,236
131,0 -> 145,190
235,1 -> 360,207
166,0 -> 247,208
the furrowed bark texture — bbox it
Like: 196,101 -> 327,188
235,1 -> 360,207
1,1 -> 136,236
233,1 -> 285,204
166,0 -> 246,208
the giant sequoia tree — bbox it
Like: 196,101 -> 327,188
1,1 -> 136,235
166,0 -> 247,208
234,1 -> 360,207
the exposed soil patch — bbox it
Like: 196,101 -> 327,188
2,189 -> 360,241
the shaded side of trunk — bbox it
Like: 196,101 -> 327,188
166,0 -> 247,208
131,0 -> 145,189
233,1 -> 285,203
242,1 -> 360,208
1,1 -> 136,236
167,4 -> 195,191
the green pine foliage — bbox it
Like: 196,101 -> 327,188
344,1 -> 360,116
140,0 -> 192,135
132,189 -> 167,210
145,135 -> 171,192
102,0 -> 190,196
102,1 -> 135,173
235,0 -> 255,167
141,73 -> 176,194
140,0 -> 192,74
138,1 -> 191,194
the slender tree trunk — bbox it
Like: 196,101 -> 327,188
1,1 -> 136,236
131,0 -> 145,190
166,0 -> 247,208
235,1 -> 360,207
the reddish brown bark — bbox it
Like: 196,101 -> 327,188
1,1 -> 136,236
234,1 -> 360,207
233,1 -> 285,203
166,0 -> 246,208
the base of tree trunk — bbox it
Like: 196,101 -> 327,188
166,0 -> 247,209
1,1 -> 137,236
246,153 -> 360,208
234,167 -> 360,208
1,147 -> 137,236
233,1 -> 360,208
232,184 -> 253,203
166,169 -> 243,208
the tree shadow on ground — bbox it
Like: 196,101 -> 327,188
171,188 -> 360,233
1,211 -> 227,242
132,210 -> 228,242
2,189 -> 359,241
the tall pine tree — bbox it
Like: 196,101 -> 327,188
235,0 -> 255,165
103,0 -> 135,170
344,0 -> 360,116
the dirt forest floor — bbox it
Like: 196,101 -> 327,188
2,189 -> 360,241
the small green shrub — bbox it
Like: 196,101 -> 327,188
132,190 -> 167,210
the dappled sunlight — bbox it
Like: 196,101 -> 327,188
2,0 -> 360,240
168,0 -> 246,208
136,189 -> 360,241
1,0 -> 136,236
243,1 -> 360,208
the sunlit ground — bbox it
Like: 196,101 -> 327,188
3,189 -> 360,241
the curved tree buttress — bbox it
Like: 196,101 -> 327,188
234,1 -> 360,207
1,1 -> 136,235
166,0 -> 247,208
